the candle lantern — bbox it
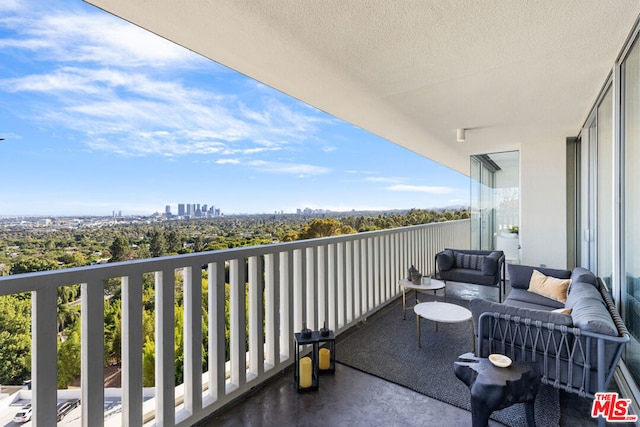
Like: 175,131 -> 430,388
318,324 -> 336,374
294,330 -> 319,392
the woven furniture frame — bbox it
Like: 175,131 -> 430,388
476,278 -> 629,399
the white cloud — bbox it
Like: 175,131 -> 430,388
247,160 -> 330,176
0,1 -> 21,13
363,176 -> 405,183
0,1 -> 339,183
1,65 -> 329,158
1,6 -> 204,69
344,169 -> 374,175
385,184 -> 454,194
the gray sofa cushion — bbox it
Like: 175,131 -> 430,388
472,297 -> 575,361
565,281 -> 603,309
571,297 -> 618,336
436,249 -> 455,271
569,267 -> 598,293
470,298 -> 573,329
507,264 -> 571,290
505,288 -> 565,310
439,268 -> 498,286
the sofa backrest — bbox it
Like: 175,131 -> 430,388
507,264 -> 571,289
566,280 -> 618,336
439,248 -> 504,276
569,267 -> 598,289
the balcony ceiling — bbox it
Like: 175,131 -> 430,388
86,1 -> 639,175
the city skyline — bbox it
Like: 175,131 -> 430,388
0,0 -> 469,216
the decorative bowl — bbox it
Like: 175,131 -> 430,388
488,354 -> 512,368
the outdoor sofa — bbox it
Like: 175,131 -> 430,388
435,248 -> 506,302
470,264 -> 630,399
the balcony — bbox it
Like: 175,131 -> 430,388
207,281 -> 600,427
0,220 -> 473,426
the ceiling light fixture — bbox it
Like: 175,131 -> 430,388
456,129 -> 466,143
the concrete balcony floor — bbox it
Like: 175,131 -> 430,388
200,282 -> 601,427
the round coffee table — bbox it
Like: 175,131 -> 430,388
414,301 -> 474,351
399,278 -> 446,319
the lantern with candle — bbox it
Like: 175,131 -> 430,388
294,327 -> 319,391
318,321 -> 336,374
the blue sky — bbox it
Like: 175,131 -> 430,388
0,0 -> 469,216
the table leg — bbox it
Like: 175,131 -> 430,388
524,401 -> 535,427
402,288 -> 407,320
470,396 -> 492,427
416,313 -> 421,348
469,319 -> 475,354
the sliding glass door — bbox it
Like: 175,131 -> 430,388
622,35 -> 640,389
470,151 -> 520,262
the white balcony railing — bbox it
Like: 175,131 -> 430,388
0,220 -> 469,426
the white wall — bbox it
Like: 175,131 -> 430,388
520,137 -> 567,269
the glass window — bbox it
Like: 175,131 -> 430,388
597,88 -> 613,287
470,151 -> 519,261
623,37 -> 640,387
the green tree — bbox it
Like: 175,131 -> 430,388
193,235 -> 205,252
109,236 -> 132,262
10,257 -> 59,275
58,252 -> 87,267
142,336 -> 155,387
57,322 -> 81,389
150,231 -> 167,257
104,299 -> 122,365
57,285 -> 79,304
166,230 -> 181,253
174,305 -> 184,385
281,231 -> 299,242
136,243 -> 150,260
299,218 -> 338,239
57,302 -> 79,333
0,296 -> 31,384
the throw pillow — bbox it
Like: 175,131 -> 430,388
528,270 -> 571,303
455,253 -> 484,271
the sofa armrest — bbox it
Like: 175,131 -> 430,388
435,249 -> 454,272
481,251 -> 501,276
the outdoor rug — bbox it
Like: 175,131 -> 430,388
335,297 -> 560,427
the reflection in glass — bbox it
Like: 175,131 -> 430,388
597,88 -> 613,288
623,37 -> 640,390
